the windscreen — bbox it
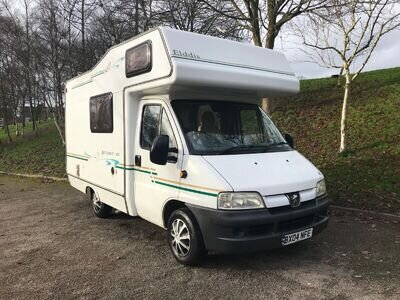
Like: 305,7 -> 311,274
171,100 -> 292,155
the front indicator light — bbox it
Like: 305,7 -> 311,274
316,179 -> 327,197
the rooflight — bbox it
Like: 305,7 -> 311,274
125,41 -> 152,78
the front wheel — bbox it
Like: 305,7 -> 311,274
167,208 -> 206,265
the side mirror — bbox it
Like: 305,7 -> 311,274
150,135 -> 169,165
284,133 -> 294,149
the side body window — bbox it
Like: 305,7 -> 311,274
140,104 -> 178,162
90,93 -> 113,133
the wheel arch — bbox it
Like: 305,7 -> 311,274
85,186 -> 93,195
162,199 -> 187,228
85,185 -> 99,201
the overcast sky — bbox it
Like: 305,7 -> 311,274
276,29 -> 400,79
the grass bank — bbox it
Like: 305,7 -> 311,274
0,121 -> 65,178
272,67 -> 400,214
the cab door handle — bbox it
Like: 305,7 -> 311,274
135,155 -> 141,166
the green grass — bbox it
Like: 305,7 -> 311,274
0,120 -> 65,177
271,67 -> 400,214
0,67 -> 399,214
0,121 -> 53,141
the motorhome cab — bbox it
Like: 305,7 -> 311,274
65,27 -> 329,265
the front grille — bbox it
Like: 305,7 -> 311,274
278,214 -> 314,233
246,223 -> 274,236
230,223 -> 273,238
268,199 -> 316,214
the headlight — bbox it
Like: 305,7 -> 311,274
316,179 -> 326,197
218,192 -> 265,210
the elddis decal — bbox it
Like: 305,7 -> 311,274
172,49 -> 200,59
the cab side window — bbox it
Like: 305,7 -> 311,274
160,109 -> 178,162
141,105 -> 161,149
140,104 -> 178,162
160,110 -> 177,149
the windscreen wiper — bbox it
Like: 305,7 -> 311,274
219,145 -> 264,154
261,142 -> 289,152
268,142 -> 288,146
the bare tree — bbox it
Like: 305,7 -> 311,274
1,0 -> 39,131
61,0 -> 79,77
0,0 -> 244,146
0,14 -> 23,142
75,0 -> 97,71
21,0 -> 37,131
205,0 -> 327,46
297,0 -> 400,153
159,0 -> 243,39
204,0 -> 330,114
35,0 -> 73,143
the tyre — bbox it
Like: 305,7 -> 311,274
90,190 -> 112,218
167,208 -> 206,265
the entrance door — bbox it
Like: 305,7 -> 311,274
133,99 -> 182,227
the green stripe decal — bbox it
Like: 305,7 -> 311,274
154,180 -> 218,197
66,153 -> 158,174
116,166 -> 158,175
116,166 -> 134,171
67,154 -> 88,161
66,152 -> 214,197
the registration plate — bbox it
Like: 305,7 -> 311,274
282,228 -> 313,246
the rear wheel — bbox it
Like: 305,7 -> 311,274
167,208 -> 206,265
91,190 -> 112,218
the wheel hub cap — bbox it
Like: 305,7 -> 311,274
170,219 -> 191,257
92,193 -> 101,213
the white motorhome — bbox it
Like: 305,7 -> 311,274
65,27 -> 329,265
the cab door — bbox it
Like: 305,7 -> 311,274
133,99 -> 182,227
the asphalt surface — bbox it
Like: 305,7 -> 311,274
0,175 -> 399,299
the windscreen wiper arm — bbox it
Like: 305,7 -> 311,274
218,145 -> 263,154
261,142 -> 289,152
269,142 -> 288,146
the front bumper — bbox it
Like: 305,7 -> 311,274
188,195 -> 329,254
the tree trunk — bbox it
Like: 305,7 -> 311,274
340,70 -> 351,153
81,0 -> 86,70
265,0 -> 276,48
28,82 -> 36,131
337,67 -> 343,87
265,12 -> 277,48
5,123 -> 12,143
261,4 -> 278,116
15,116 -> 20,136
11,86 -> 20,136
2,104 -> 12,143
53,114 -> 65,146
24,1 -> 36,131
67,14 -> 73,77
21,97 -> 25,136
43,84 -> 65,145
134,0 -> 139,35
261,97 -> 271,116
244,0 -> 262,47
